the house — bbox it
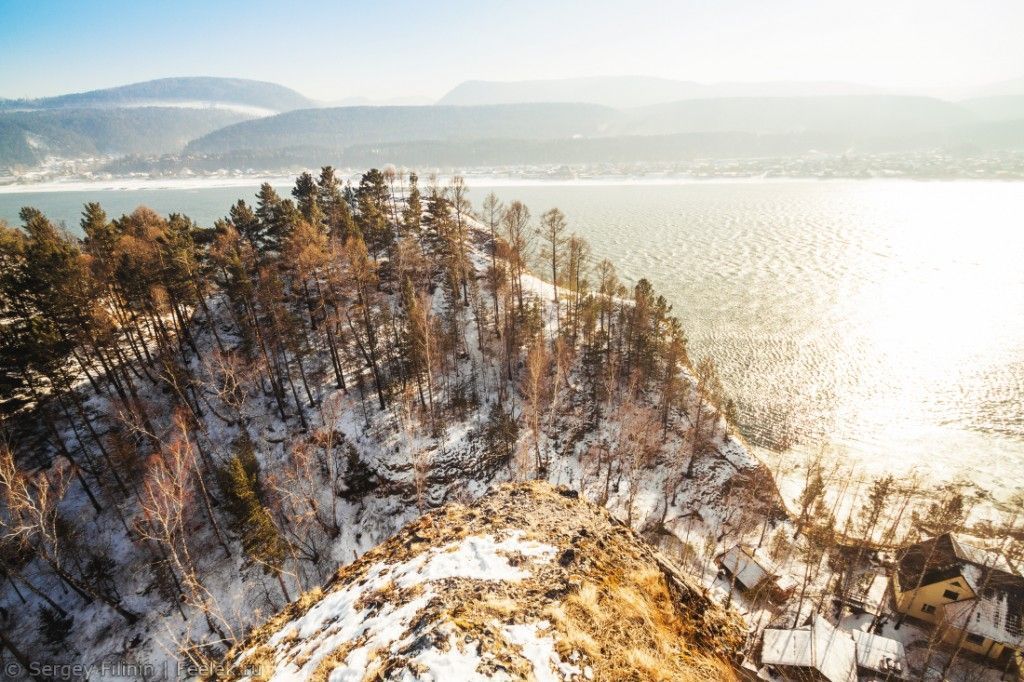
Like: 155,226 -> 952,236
760,617 -> 910,682
760,615 -> 858,682
717,545 -> 797,603
892,533 -> 1024,665
851,629 -> 909,680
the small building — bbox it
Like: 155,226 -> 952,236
717,545 -> 797,603
851,629 -> 909,680
892,532 -> 1024,665
760,615 -> 858,682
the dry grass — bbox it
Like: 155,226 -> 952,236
212,482 -> 742,681
555,568 -> 737,682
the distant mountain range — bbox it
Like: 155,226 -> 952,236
185,94 -> 1023,162
0,108 -> 252,167
436,75 -> 888,108
0,77 -> 314,167
3,75 -> 1024,172
440,74 -> 1024,108
185,103 -> 617,155
0,77 -> 314,114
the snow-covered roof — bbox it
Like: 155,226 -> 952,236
944,591 -> 1024,647
717,545 -> 771,590
761,615 -> 857,682
959,563 -> 984,593
775,575 -> 799,595
762,628 -> 814,667
851,629 -> 908,677
950,535 -> 1017,576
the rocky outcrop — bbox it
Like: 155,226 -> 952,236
214,482 -> 745,681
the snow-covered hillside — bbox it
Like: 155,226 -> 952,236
0,184 -> 782,680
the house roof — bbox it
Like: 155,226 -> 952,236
944,589 -> 1024,648
717,545 -> 771,590
761,616 -> 858,682
949,535 -> 1016,575
851,629 -> 908,677
896,533 -> 1021,592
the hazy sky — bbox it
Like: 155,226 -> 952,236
2,0 -> 1022,101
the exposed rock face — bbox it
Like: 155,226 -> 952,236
215,482 -> 745,681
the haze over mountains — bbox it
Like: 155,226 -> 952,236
0,77 -> 313,168
436,75 -> 889,108
3,74 -> 1024,173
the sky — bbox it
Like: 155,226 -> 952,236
1,0 -> 1023,102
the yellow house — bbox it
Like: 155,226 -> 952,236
892,533 -> 1024,666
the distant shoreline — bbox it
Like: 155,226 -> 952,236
3,173 -> 1023,195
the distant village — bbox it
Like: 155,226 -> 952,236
714,532 -> 1023,681
5,150 -> 1024,189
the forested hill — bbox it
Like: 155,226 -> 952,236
181,95 -> 1023,166
184,102 -> 618,153
0,77 -> 314,168
0,167 -> 779,676
619,95 -> 974,136
0,107 -> 253,166
0,77 -> 313,113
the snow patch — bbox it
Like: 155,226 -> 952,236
246,532 -> 556,680
502,620 -> 583,682
401,531 -> 557,587
402,630 -> 498,682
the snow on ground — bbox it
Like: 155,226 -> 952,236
501,621 -> 582,682
407,532 -> 556,585
403,629 -> 496,682
234,531 -> 560,682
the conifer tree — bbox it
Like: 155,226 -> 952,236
217,438 -> 291,601
255,183 -> 287,253
292,171 -> 323,227
355,169 -> 392,260
402,172 -> 422,234
501,201 -> 532,317
228,199 -> 263,250
481,192 -> 505,327
317,166 -> 356,242
344,237 -> 388,409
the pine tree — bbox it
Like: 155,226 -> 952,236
317,166 -> 356,242
356,169 -> 393,260
216,438 -> 291,600
483,402 -> 518,472
292,171 -> 323,227
228,199 -> 263,250
255,183 -> 288,254
402,172 -> 423,234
